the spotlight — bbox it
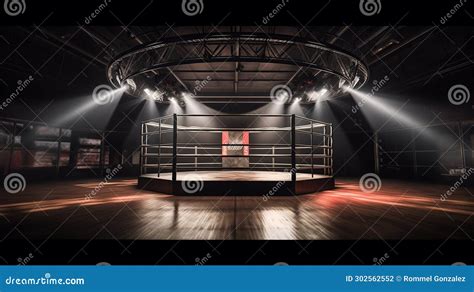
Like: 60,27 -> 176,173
276,90 -> 290,103
352,76 -> 360,87
338,79 -> 345,89
144,88 -> 164,102
121,84 -> 129,92
125,79 -> 137,91
181,92 -> 194,99
289,96 -> 304,114
144,88 -> 153,99
344,86 -> 426,130
307,88 -> 328,102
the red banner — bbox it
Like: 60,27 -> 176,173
242,131 -> 249,156
222,131 -> 229,156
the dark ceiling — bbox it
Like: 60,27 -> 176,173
0,25 -> 473,128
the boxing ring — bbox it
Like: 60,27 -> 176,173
138,114 -> 334,195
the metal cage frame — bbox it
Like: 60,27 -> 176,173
108,33 -> 368,100
140,114 -> 333,189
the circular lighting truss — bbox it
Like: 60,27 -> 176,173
107,33 -> 368,103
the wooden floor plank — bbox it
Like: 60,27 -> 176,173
0,178 -> 472,240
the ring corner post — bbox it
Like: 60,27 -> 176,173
172,114 -> 178,194
329,122 -> 333,176
140,122 -> 144,176
291,114 -> 296,194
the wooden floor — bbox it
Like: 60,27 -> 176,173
0,177 -> 473,240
